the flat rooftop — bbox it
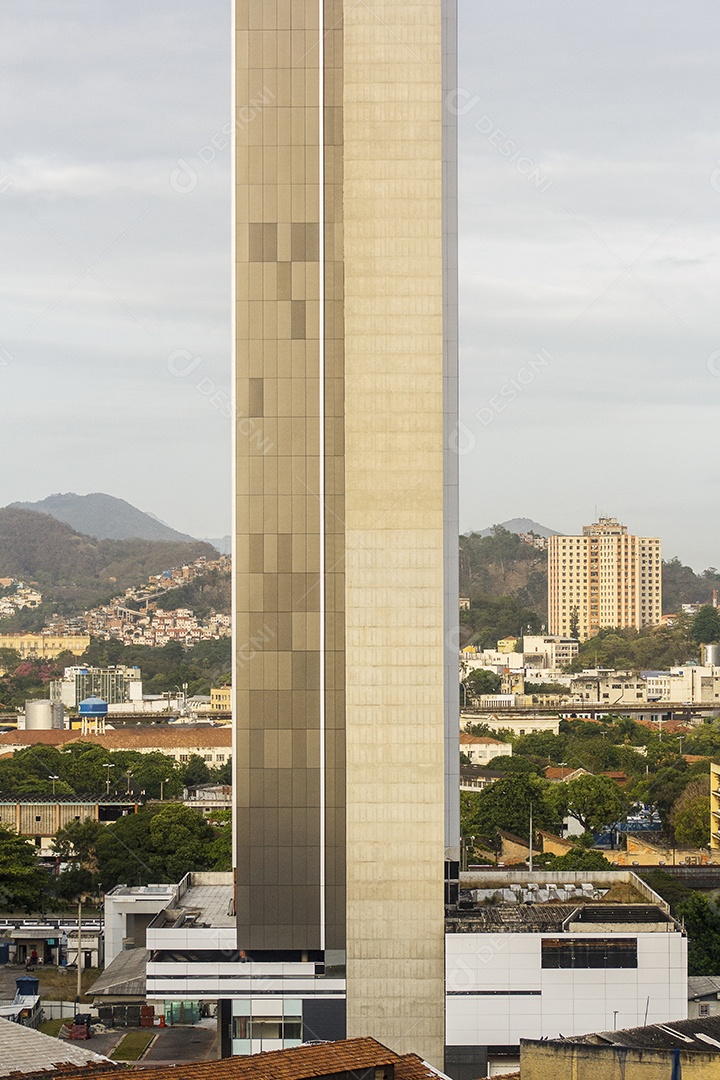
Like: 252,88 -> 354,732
109,884 -> 176,898
446,902 -> 672,934
180,883 -> 234,927
447,870 -> 675,933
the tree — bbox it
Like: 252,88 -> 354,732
53,865 -> 95,904
93,804 -> 218,889
0,647 -> 20,670
673,796 -> 710,847
108,752 -> 183,800
677,892 -> 720,975
208,826 -> 232,871
53,819 -> 103,866
461,774 -> 562,844
465,669 -> 501,699
484,756 -> 543,777
148,803 -> 216,882
94,809 -> 166,889
563,774 -> 629,833
537,849 -> 612,872
0,826 -> 46,912
212,757 -> 232,785
670,779 -> 711,848
182,754 -> 212,787
643,760 -> 691,828
569,606 -> 580,643
693,605 -> 720,645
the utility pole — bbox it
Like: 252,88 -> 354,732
529,804 -> 533,873
76,900 -> 82,1005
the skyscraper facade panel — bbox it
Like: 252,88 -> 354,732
234,1 -> 457,1064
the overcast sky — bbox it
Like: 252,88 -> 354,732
1,3 -> 719,566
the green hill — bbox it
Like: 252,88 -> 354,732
459,528 -> 548,647
460,528 -> 548,613
0,507 -> 217,619
10,492 -> 196,543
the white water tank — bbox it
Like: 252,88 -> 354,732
703,644 -> 720,666
24,700 -> 64,729
24,700 -> 53,729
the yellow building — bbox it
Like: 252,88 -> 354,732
210,685 -> 232,712
497,636 -> 519,653
548,517 -> 661,641
0,632 -> 90,659
522,1037 -> 720,1079
711,762 -> 720,849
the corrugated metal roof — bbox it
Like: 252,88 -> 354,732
86,948 -> 147,998
577,1014 -> 720,1052
688,975 -> 720,999
0,1016 -> 115,1077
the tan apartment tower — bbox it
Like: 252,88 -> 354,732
233,0 -> 459,1066
548,517 -> 662,641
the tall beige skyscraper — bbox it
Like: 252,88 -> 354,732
233,0 -> 458,1067
548,517 -> 662,641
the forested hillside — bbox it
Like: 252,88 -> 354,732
0,507 -> 216,616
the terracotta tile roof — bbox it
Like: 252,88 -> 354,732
395,1055 -> 449,1079
71,727 -> 231,749
544,766 -> 588,781
0,731 -> 77,747
600,771 -> 628,785
460,732 -> 503,745
0,726 -> 231,751
55,1038 -> 448,1080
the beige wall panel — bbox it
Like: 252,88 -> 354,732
342,0 -> 445,1067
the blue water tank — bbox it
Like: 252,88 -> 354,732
78,696 -> 108,719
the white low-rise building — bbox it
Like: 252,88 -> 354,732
570,670 -> 647,705
461,648 -> 524,676
645,666 -> 720,704
444,869 -> 687,1080
522,635 -> 579,669
459,732 -> 511,766
461,713 -> 560,737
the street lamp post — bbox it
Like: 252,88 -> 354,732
103,763 -> 114,795
125,769 -> 133,794
160,778 -> 170,801
48,774 -> 59,797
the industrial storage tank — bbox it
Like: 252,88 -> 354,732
24,699 -> 65,729
703,644 -> 720,666
24,699 -> 53,729
78,696 -> 108,720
